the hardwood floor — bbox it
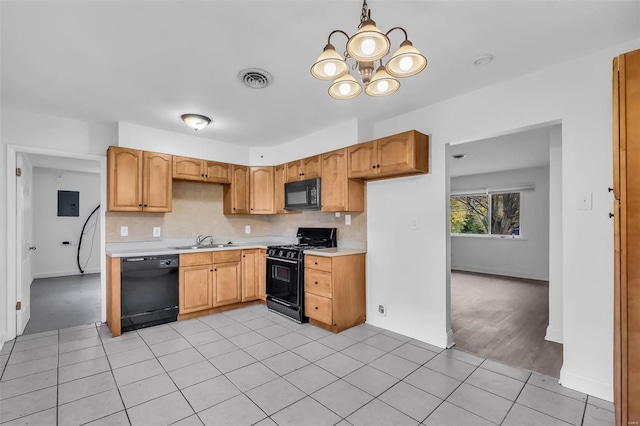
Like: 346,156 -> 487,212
451,271 -> 563,378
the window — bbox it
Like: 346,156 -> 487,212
450,192 -> 521,236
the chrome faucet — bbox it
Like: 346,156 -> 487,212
196,235 -> 213,247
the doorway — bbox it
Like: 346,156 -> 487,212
7,145 -> 106,340
447,124 -> 563,377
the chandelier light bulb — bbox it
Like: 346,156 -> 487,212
376,79 -> 389,92
399,56 -> 413,71
323,62 -> 337,77
339,82 -> 351,95
361,38 -> 376,56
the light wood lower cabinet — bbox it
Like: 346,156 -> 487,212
241,249 -> 259,302
304,254 -> 366,333
179,251 -> 242,314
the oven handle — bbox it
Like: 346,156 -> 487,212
266,257 -> 299,264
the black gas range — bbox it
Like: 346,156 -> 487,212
266,228 -> 337,322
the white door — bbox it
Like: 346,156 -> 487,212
16,153 -> 33,335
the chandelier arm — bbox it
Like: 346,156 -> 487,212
327,30 -> 351,46
385,26 -> 409,40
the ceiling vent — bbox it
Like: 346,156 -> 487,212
238,68 -> 273,89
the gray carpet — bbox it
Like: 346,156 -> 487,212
22,273 -> 101,335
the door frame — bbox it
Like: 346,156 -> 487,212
6,144 -> 107,340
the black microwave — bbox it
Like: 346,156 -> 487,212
284,177 -> 321,211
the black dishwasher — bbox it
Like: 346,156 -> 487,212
120,255 -> 179,333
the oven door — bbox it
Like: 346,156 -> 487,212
266,257 -> 301,306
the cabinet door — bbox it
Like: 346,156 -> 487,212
173,156 -> 204,181
347,141 -> 377,178
107,147 -> 143,212
302,155 -> 321,179
286,161 -> 302,182
242,250 -> 259,302
204,161 -> 231,184
224,165 -> 250,214
212,262 -> 242,306
321,148 -> 349,212
143,151 -> 172,212
250,166 -> 275,214
377,130 -> 429,176
179,265 -> 213,314
258,249 -> 267,301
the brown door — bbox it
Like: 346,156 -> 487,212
286,161 -> 302,182
173,156 -> 204,181
302,155 -> 322,179
179,265 -> 213,314
321,148 -> 348,212
213,262 -> 242,306
232,165 -> 250,214
204,161 -> 231,184
242,250 -> 259,301
376,131 -> 415,176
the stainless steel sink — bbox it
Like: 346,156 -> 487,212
170,244 -> 238,250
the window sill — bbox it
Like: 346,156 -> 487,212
450,233 -> 527,241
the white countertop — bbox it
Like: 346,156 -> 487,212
106,241 -> 281,258
303,247 -> 367,257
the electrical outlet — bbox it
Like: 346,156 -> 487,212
409,219 -> 419,230
345,214 -> 351,225
153,227 -> 161,237
378,304 -> 387,316
120,226 -> 128,237
245,225 -> 251,234
335,212 -> 341,217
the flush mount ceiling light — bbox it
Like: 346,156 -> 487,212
473,54 -> 494,66
311,0 -> 427,100
181,114 -> 211,131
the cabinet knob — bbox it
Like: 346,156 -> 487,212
314,262 -> 318,265
377,164 -> 380,168
372,165 -> 375,169
210,269 -> 213,272
214,268 -> 217,271
609,212 -> 614,219
233,208 -> 236,211
314,306 -> 318,310
315,281 -> 318,284
201,174 -> 204,177
143,204 -> 148,207
608,187 -> 614,192
138,204 -> 142,207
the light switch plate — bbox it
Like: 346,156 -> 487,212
245,225 -> 251,234
335,212 -> 341,217
153,227 -> 161,237
345,214 -> 351,225
120,226 -> 128,237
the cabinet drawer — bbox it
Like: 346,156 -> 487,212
305,255 -> 332,273
305,293 -> 332,325
180,252 -> 213,267
213,250 -> 242,264
305,269 -> 332,298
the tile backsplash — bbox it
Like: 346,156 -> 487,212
106,181 -> 366,243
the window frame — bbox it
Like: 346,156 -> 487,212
450,190 -> 524,239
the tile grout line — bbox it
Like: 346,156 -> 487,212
97,324 -> 134,426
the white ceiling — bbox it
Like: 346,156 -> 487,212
448,126 -> 553,177
2,1 -> 639,147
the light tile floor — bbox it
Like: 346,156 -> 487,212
0,305 -> 614,426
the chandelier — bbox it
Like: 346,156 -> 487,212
311,0 -> 427,100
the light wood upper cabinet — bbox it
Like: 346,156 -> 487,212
223,165 -> 250,214
274,164 -> 300,215
173,156 -> 231,184
173,156 -> 204,181
107,147 -> 172,212
249,166 -> 275,214
347,130 -> 429,180
321,148 -> 364,212
241,250 -> 259,302
143,151 -> 173,212
204,161 -> 231,184
347,141 -> 377,179
286,155 -> 321,182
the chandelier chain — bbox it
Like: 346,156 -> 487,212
358,0 -> 370,27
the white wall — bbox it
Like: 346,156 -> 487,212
367,39 -> 640,400
32,169 -> 101,278
547,125 -> 564,343
249,119 -> 359,166
118,121 -> 250,165
450,166 -> 550,281
1,108 -> 114,345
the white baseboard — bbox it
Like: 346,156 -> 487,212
446,329 -> 455,348
560,367 -> 613,402
33,268 -> 101,279
545,325 -> 564,343
451,264 -> 549,281
365,318 -> 450,349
